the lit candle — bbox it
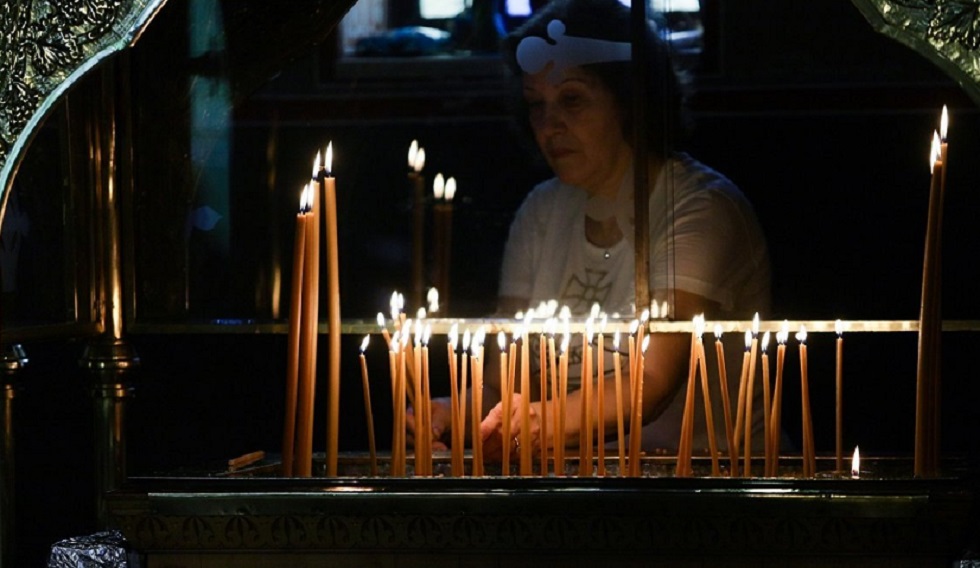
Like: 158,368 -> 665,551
731,330 -> 751,478
835,319 -> 844,474
596,314 -> 607,477
412,320 -> 423,476
580,317 -> 594,477
282,186 -> 309,477
427,287 -> 439,314
713,324 -> 736,476
419,324 -> 432,477
547,318 -> 559,473
916,107 -> 948,478
470,329 -> 484,477
499,331 -> 511,475
447,324 -> 461,476
296,180 -> 320,477
520,325 -> 532,476
629,335 -> 649,477
359,335 -> 377,477
851,446 -> 861,479
557,332 -> 569,475
760,331 -> 772,477
695,316 -> 720,477
460,329 -> 471,474
743,313 -> 760,477
433,175 -> 456,312
408,142 -> 425,310
539,320 -> 549,475
613,332 -> 626,475
770,321 -> 789,476
676,319 -> 699,477
319,143 -> 342,477
797,326 -> 815,477
388,333 -> 401,477
377,312 -> 391,349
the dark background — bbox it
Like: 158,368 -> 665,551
5,1 -> 980,564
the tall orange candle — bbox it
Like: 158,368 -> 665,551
675,325 -> 698,478
296,177 -> 320,478
282,186 -> 309,477
470,333 -> 484,477
580,319 -> 594,477
743,313 -> 760,477
613,332 -> 626,475
770,322 -> 788,476
547,321 -> 559,473
629,335 -> 649,477
460,329 -> 471,475
319,144 -> 342,477
596,316 -> 606,477
557,333 -> 569,475
731,330 -> 751,477
447,324 -> 461,476
520,327 -> 532,476
499,332 -> 511,475
419,324 -> 432,477
798,326 -> 815,477
412,322 -> 423,477
407,141 -> 425,310
713,324 -> 736,476
695,316 -> 720,477
388,338 -> 400,477
835,319 -> 843,474
539,327 -> 549,475
760,331 -> 772,477
358,335 -> 377,477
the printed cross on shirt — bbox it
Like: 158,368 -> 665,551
560,268 -> 612,314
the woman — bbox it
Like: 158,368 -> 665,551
416,0 -> 770,462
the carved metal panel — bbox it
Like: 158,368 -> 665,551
852,0 -> 980,105
0,0 -> 167,207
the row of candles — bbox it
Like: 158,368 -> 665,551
353,298 -> 856,478
408,140 -> 456,312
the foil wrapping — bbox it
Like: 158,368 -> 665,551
47,529 -> 130,568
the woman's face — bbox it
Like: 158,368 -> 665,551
523,66 -> 631,196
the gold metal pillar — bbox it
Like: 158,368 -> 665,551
74,60 -> 140,528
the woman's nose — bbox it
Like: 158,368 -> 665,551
536,103 -> 566,134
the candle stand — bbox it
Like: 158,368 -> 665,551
107,453 -> 977,567
0,344 -> 26,568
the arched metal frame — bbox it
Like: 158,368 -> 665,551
0,0 -> 169,218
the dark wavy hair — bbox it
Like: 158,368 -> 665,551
501,0 -> 690,160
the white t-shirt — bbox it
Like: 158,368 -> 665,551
498,153 -> 772,453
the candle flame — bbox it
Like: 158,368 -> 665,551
930,130 -> 941,174
448,323 -> 458,347
851,446 -> 860,477
427,287 -> 439,313
641,334 -> 650,353
313,151 -> 320,178
613,330 -> 620,350
940,105 -> 948,141
414,147 -> 426,173
590,302 -> 601,319
796,325 -> 808,344
433,173 -> 445,200
408,139 -> 418,169
423,323 -> 432,345
360,334 -> 370,353
693,314 -> 705,339
586,317 -> 595,345
752,312 -> 760,336
835,318 -> 843,336
599,313 -> 608,333
325,142 -> 333,174
498,331 -> 506,351
417,307 -> 427,320
776,329 -> 788,345
640,308 -> 650,323
744,329 -> 752,350
376,312 -> 385,328
299,184 -> 310,212
413,319 -> 423,346
630,319 -> 639,336
462,328 -> 471,351
561,333 -> 570,354
761,330 -> 771,351
714,323 -> 723,340
444,176 -> 456,201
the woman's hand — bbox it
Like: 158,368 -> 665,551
479,392 -> 544,462
406,397 -> 452,452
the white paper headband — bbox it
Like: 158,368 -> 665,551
516,19 -> 632,83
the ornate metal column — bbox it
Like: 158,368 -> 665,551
75,59 -> 141,528
0,344 -> 26,568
